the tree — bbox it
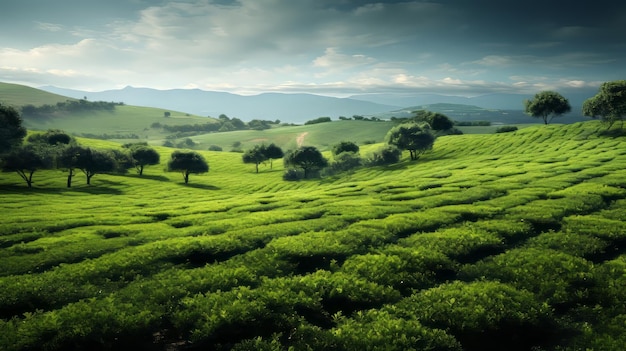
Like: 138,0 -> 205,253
582,80 -> 626,130
74,148 -> 117,185
0,103 -> 27,154
283,146 -> 328,178
1,145 -> 52,188
58,145 -> 83,188
27,129 -> 73,146
524,91 -> 571,125
167,151 -> 209,184
412,110 -> 454,131
332,141 -> 360,156
264,143 -> 284,169
130,145 -> 160,175
385,123 -> 435,160
242,145 -> 269,173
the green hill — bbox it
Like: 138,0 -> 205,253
1,120 -> 626,350
0,82 -> 74,107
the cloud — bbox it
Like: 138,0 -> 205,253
313,48 -> 377,75
36,22 -> 64,32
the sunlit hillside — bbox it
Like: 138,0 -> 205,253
1,120 -> 626,350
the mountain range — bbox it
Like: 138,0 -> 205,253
39,85 -> 593,123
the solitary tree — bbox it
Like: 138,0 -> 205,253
1,145 -> 52,187
242,145 -> 269,173
0,103 -> 27,154
332,141 -> 360,156
264,143 -> 284,169
130,145 -> 160,175
75,147 -> 117,185
524,91 -> 571,125
283,146 -> 328,178
167,151 -> 209,184
582,80 -> 626,130
385,123 -> 435,160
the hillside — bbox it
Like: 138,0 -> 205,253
0,82 -> 75,107
1,121 -> 626,350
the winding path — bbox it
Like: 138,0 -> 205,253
296,132 -> 309,147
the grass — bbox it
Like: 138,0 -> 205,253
1,120 -> 626,350
0,82 -> 73,107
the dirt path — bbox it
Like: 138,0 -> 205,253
296,132 -> 309,147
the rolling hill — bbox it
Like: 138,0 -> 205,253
1,121 -> 625,350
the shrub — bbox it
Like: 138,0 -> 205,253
366,145 -> 402,166
208,145 -> 223,151
496,126 -> 518,133
282,169 -> 302,181
391,281 -> 559,350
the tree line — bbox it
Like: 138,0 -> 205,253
21,99 -> 123,118
2,80 -> 624,187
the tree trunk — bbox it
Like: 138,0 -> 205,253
67,174 -> 73,188
184,171 -> 189,184
255,162 -> 259,173
27,171 -> 34,188
139,165 -> 144,176
86,173 -> 93,185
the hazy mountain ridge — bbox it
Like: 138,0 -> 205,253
39,86 -> 402,123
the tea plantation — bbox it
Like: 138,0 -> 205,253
1,121 -> 626,350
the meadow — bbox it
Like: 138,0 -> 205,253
1,120 -> 626,350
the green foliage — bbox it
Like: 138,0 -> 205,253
390,281 -> 558,350
74,147 -> 117,185
242,144 -> 269,173
332,141 -> 360,156
27,129 -> 73,145
385,123 -> 435,160
495,125 -> 518,133
524,91 -> 571,124
0,103 -> 27,154
283,146 -> 328,178
167,150 -> 209,184
1,121 -> 626,350
304,116 -> 332,125
1,144 -> 53,187
366,145 -> 402,165
129,145 -> 160,175
582,80 -> 626,129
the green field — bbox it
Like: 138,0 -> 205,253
1,120 -> 626,350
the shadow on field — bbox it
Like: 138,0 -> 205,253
123,174 -> 170,182
179,183 -> 221,190
0,184 -> 123,195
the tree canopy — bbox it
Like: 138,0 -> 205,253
385,123 -> 435,160
242,145 -> 269,173
129,145 -> 160,175
582,80 -> 626,130
332,141 -> 360,156
75,147 -> 117,185
284,146 -> 328,178
524,91 -> 571,125
167,151 -> 209,184
0,103 -> 27,154
1,145 -> 52,188
412,110 -> 454,131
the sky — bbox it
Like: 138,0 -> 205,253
1,0 -> 625,96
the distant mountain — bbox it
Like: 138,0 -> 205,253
348,91 -> 595,111
39,86 -> 401,123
